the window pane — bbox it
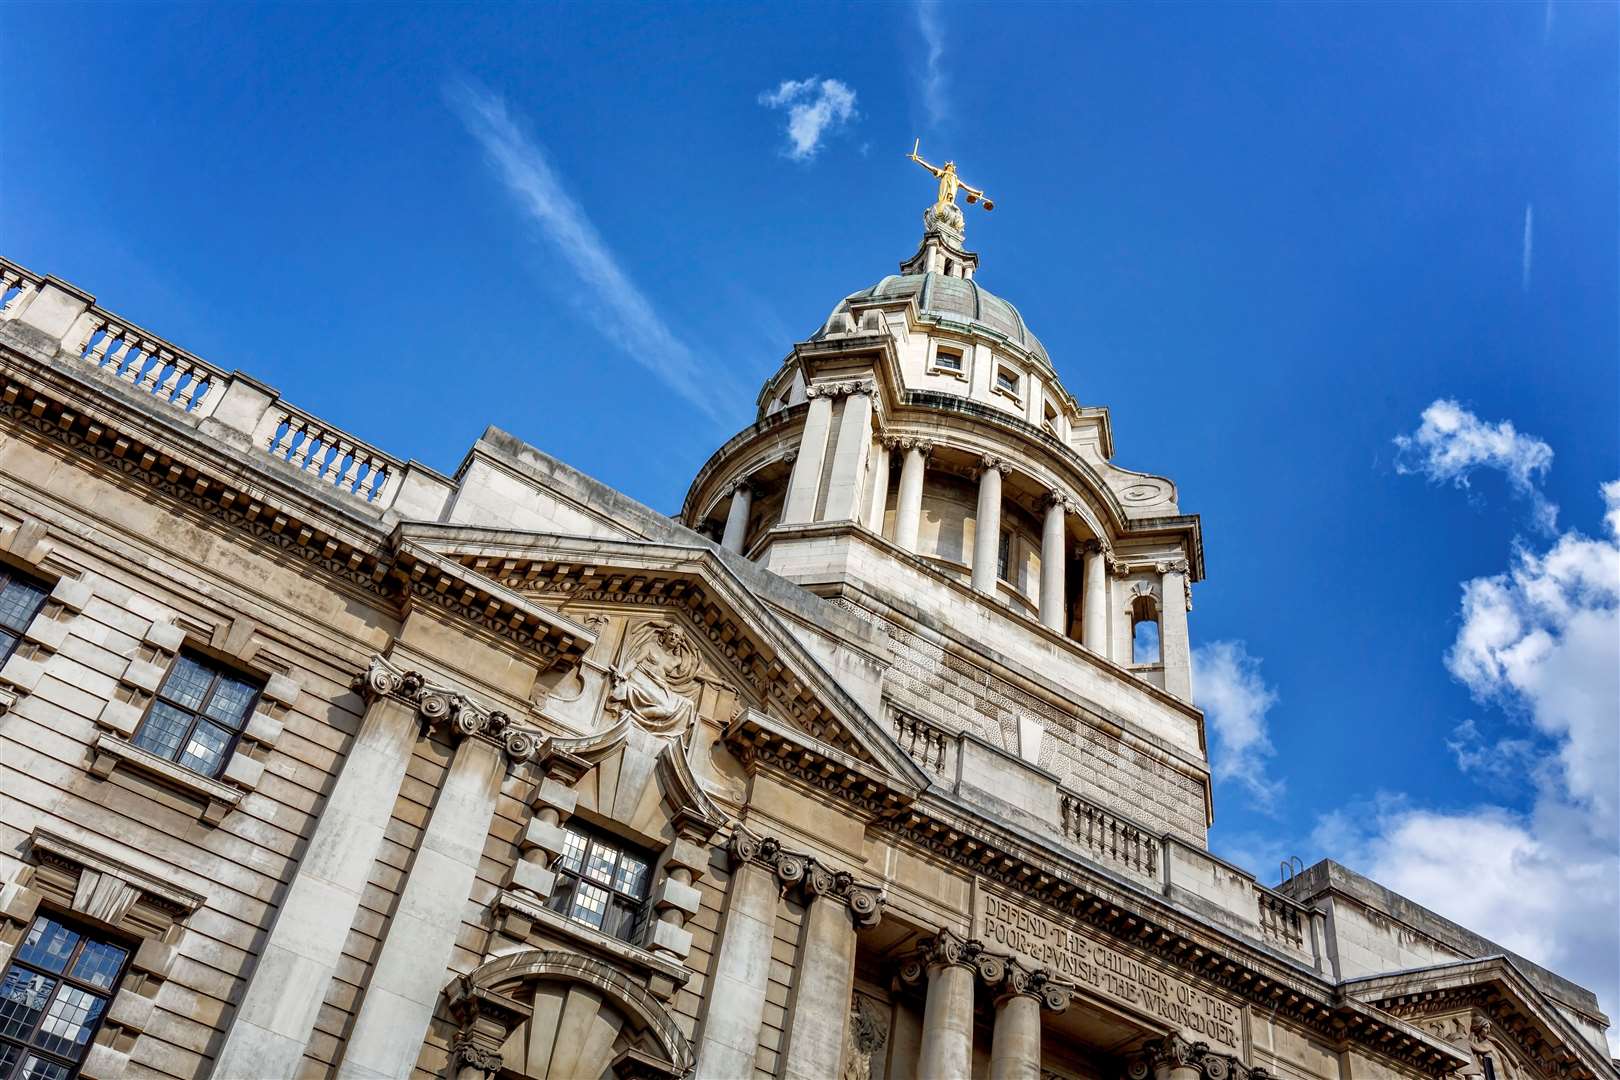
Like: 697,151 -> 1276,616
16,920 -> 78,975
132,702 -> 192,762
0,1043 -> 20,1075
160,655 -> 213,710
178,719 -> 232,776
33,984 -> 105,1059
0,578 -> 46,633
557,830 -> 587,874
569,880 -> 610,929
0,969 -> 56,1040
0,627 -> 19,664
614,853 -> 649,899
204,677 -> 257,728
19,1053 -> 71,1080
69,941 -> 126,993
582,843 -> 619,887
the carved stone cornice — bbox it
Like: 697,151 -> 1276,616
1125,1036 -> 1269,1080
805,379 -> 876,400
728,828 -> 886,927
355,654 -> 547,763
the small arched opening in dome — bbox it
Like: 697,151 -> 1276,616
1130,593 -> 1161,665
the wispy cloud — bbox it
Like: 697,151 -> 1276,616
758,78 -> 858,161
1193,640 -> 1284,810
1521,202 -> 1534,292
916,2 -> 948,129
445,81 -> 731,421
1393,398 -> 1557,531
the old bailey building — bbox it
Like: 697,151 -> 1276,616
0,156 -> 1614,1080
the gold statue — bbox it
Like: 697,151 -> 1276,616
908,139 -> 994,212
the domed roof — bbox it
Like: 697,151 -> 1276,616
824,272 -> 1051,369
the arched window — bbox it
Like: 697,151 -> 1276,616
1130,593 -> 1161,664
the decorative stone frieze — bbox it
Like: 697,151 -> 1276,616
806,378 -> 877,399
355,653 -> 546,763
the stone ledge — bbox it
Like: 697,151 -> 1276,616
491,888 -> 690,1000
88,733 -> 244,825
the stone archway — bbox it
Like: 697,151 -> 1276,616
446,950 -> 693,1080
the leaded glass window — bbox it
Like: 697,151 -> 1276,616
545,823 -> 653,944
130,652 -> 260,778
0,570 -> 49,668
0,915 -> 127,1079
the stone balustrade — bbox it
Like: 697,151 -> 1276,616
1058,790 -> 1161,883
893,711 -> 954,777
1255,886 -> 1308,953
0,256 -> 408,510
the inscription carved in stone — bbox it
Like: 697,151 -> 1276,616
976,890 -> 1243,1054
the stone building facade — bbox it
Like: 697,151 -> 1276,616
0,197 -> 1613,1080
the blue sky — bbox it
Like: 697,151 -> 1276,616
4,0 -> 1616,1034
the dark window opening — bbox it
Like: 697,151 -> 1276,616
545,823 -> 654,944
0,913 -> 129,1080
934,347 -> 963,372
0,570 -> 49,669
995,368 -> 1020,396
131,652 -> 260,778
997,531 -> 1012,583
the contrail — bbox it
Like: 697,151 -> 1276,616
446,80 -> 735,423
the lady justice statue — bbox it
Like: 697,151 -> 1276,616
908,139 -> 994,234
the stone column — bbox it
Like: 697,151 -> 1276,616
783,387 -> 836,524
1081,541 -> 1108,655
972,457 -> 1009,596
867,437 -> 893,534
823,383 -> 875,522
905,930 -> 980,1080
1038,495 -> 1071,633
779,865 -> 885,1080
211,658 -> 421,1080
1159,560 -> 1192,700
893,441 -> 931,553
340,720 -> 511,1078
694,831 -> 801,1080
985,962 -> 1065,1080
720,482 -> 754,554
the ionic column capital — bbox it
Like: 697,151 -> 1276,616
898,928 -> 984,986
1125,1036 -> 1264,1080
1040,491 -> 1081,515
900,437 -> 935,457
351,655 -> 545,765
801,860 -> 885,927
978,454 -> 1013,477
991,961 -> 1072,1012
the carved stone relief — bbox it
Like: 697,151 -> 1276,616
607,620 -> 703,739
840,992 -> 890,1080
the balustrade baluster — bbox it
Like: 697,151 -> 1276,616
140,349 -> 172,392
119,341 -> 150,384
86,325 -> 120,369
175,368 -> 205,411
1,274 -> 36,320
156,358 -> 184,402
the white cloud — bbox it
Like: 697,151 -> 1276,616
1322,480 -> 1620,1053
1193,640 -> 1283,809
1393,398 -> 1557,530
915,2 -> 948,129
445,81 -> 732,421
757,77 -> 857,161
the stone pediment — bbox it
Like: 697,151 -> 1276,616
1345,957 -> 1617,1080
395,523 -> 929,799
